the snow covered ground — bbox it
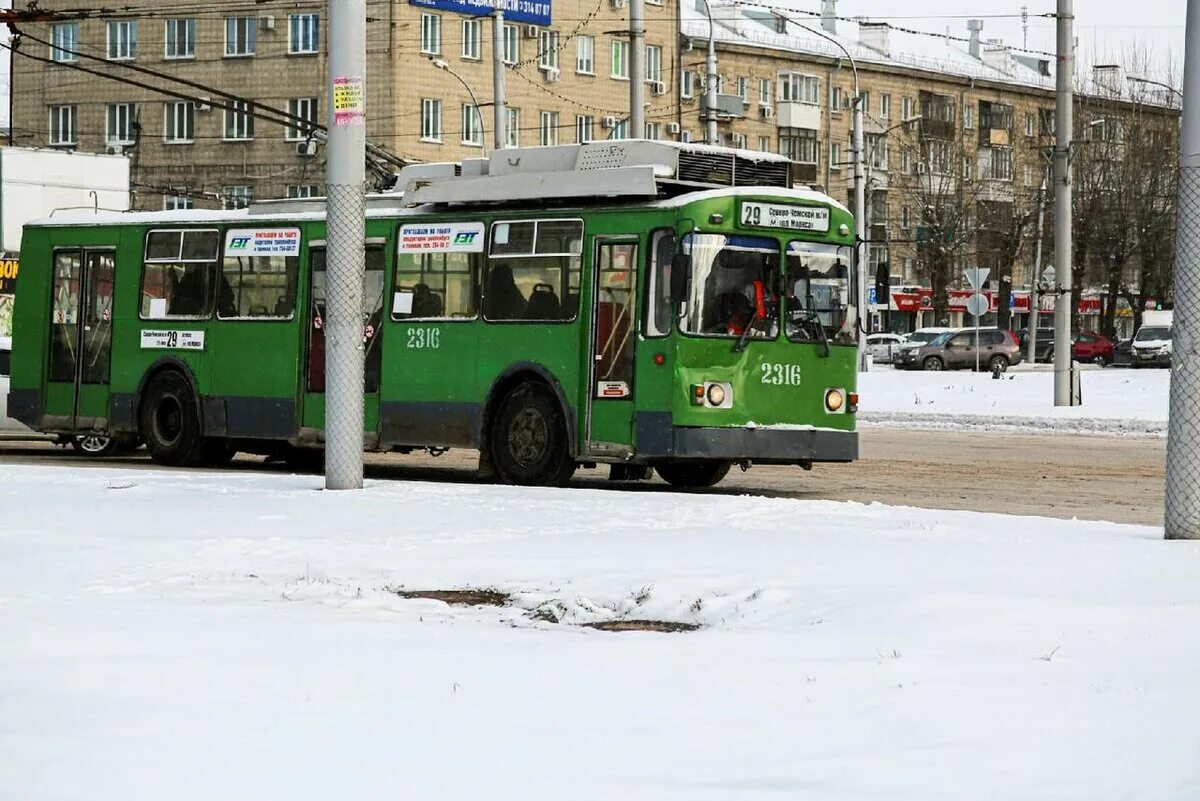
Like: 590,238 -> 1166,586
859,366 -> 1169,435
3,465 -> 1199,800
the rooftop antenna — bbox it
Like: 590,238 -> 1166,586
1021,5 -> 1028,49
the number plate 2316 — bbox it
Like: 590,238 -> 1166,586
760,362 -> 801,386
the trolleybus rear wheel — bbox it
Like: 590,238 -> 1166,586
139,371 -> 207,467
655,460 -> 732,488
490,382 -> 575,487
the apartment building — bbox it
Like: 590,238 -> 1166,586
11,0 -> 678,210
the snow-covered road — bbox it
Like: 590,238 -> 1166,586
1,465 -> 1198,800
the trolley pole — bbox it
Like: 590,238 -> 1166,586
1027,178 -> 1047,364
701,0 -> 718,145
853,93 -> 868,372
324,0 -> 367,490
1052,0 -> 1077,405
629,0 -> 646,137
493,3 -> 506,149
1165,0 -> 1200,538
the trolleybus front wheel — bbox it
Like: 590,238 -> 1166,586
139,371 -> 209,467
490,382 -> 575,487
655,460 -> 732,488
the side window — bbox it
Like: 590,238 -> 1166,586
49,250 -> 81,381
595,241 -> 637,395
949,333 -> 972,348
484,219 -> 583,322
218,229 -> 300,319
393,222 -> 482,320
645,229 -> 675,337
983,330 -> 1005,346
141,228 -> 220,319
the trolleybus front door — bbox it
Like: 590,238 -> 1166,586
585,238 -> 638,456
302,243 -> 386,443
45,248 -> 116,432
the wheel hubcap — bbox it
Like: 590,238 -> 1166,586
79,435 -> 110,453
154,397 -> 183,446
508,408 -> 548,467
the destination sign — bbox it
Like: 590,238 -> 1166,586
740,202 -> 830,233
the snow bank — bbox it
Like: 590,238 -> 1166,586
859,367 -> 1169,435
2,465 -> 1199,799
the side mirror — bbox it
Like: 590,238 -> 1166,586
670,253 -> 689,303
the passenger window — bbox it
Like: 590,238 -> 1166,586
218,229 -> 300,319
982,330 -> 1004,346
949,333 -> 972,348
645,229 -> 675,337
485,219 -> 583,322
141,229 -> 220,319
393,221 -> 482,320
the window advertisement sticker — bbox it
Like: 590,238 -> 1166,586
398,222 -> 485,253
224,229 -> 302,257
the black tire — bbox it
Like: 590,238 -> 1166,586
489,382 -> 575,487
656,460 -> 732,488
72,433 -> 118,457
138,371 -> 207,467
1045,347 -> 1054,363
922,356 -> 944,371
1094,355 -> 1108,367
988,355 -> 1009,373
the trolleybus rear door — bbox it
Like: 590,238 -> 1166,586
585,238 -> 638,456
46,248 -> 116,431
302,241 -> 387,443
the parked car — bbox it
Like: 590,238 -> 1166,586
866,332 -> 905,364
1070,332 -> 1116,366
895,327 -> 1024,372
1131,310 -> 1173,368
1018,326 -> 1056,362
1113,338 -> 1134,367
1,337 -> 121,454
894,327 -> 956,358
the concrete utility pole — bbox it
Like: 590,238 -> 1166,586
629,0 -> 646,137
324,0 -> 367,490
493,4 -> 506,149
852,92 -> 867,371
1052,0 -> 1077,405
700,0 -> 718,144
1165,0 -> 1200,538
1027,178 -> 1047,364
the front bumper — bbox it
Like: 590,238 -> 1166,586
635,414 -> 857,464
1133,350 -> 1171,366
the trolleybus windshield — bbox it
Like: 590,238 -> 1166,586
785,240 -> 853,343
680,233 -> 779,339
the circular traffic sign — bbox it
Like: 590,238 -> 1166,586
966,293 -> 989,317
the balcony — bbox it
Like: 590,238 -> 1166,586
776,101 -> 821,130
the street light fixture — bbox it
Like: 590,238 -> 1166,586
1126,74 -> 1184,101
430,57 -> 487,156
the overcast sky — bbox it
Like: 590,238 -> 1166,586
0,1 -> 1187,129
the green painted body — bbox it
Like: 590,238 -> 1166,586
9,188 -> 857,464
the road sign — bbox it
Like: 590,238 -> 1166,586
868,286 -> 877,305
963,267 -> 990,292
966,292 -> 989,317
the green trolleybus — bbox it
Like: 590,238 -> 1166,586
6,141 -> 859,487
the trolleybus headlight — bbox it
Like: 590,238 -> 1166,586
706,383 -> 727,406
824,387 -> 846,413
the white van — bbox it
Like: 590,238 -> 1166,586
1132,310 -> 1173,368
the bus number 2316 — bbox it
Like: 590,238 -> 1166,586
406,327 -> 440,349
761,363 -> 801,386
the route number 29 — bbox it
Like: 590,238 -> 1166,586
406,327 -> 440,349
742,204 -> 763,226
761,362 -> 801,386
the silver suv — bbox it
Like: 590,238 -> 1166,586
896,328 -> 1025,372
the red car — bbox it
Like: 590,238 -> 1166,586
1071,332 -> 1116,366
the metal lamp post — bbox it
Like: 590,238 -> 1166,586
431,58 -> 486,155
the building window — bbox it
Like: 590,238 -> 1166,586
759,77 -> 772,106
902,96 -> 914,120
286,98 -> 318,141
576,35 -> 594,74
716,75 -> 725,94
880,93 -> 891,118
963,104 -> 974,129
503,24 -> 519,64
539,111 -> 559,146
779,73 -> 819,104
461,104 -> 483,146
681,70 -> 695,100
758,135 -> 770,151
829,140 -> 841,169
610,39 -> 629,79
737,77 -> 749,103
50,22 -> 79,62
989,147 -> 1013,180
1024,111 -> 1035,137
164,101 -> 194,143
107,21 -> 137,60
420,14 -> 441,55
164,19 -> 195,59
287,184 -> 321,198
49,105 -> 77,146
225,16 -> 256,57
730,133 -> 747,149
858,90 -> 870,112
164,194 -> 193,211
1023,164 -> 1034,186
106,103 -> 136,145
224,100 -> 254,141
289,14 -> 320,55
646,122 -> 661,140
461,18 -> 482,60
538,30 -> 558,70
223,186 -> 253,210
421,98 -> 442,141
867,135 -> 888,170
576,114 -> 594,143
901,149 -> 911,174
779,127 -> 818,163
505,107 -> 520,147
646,44 -> 663,83
680,130 -> 692,143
